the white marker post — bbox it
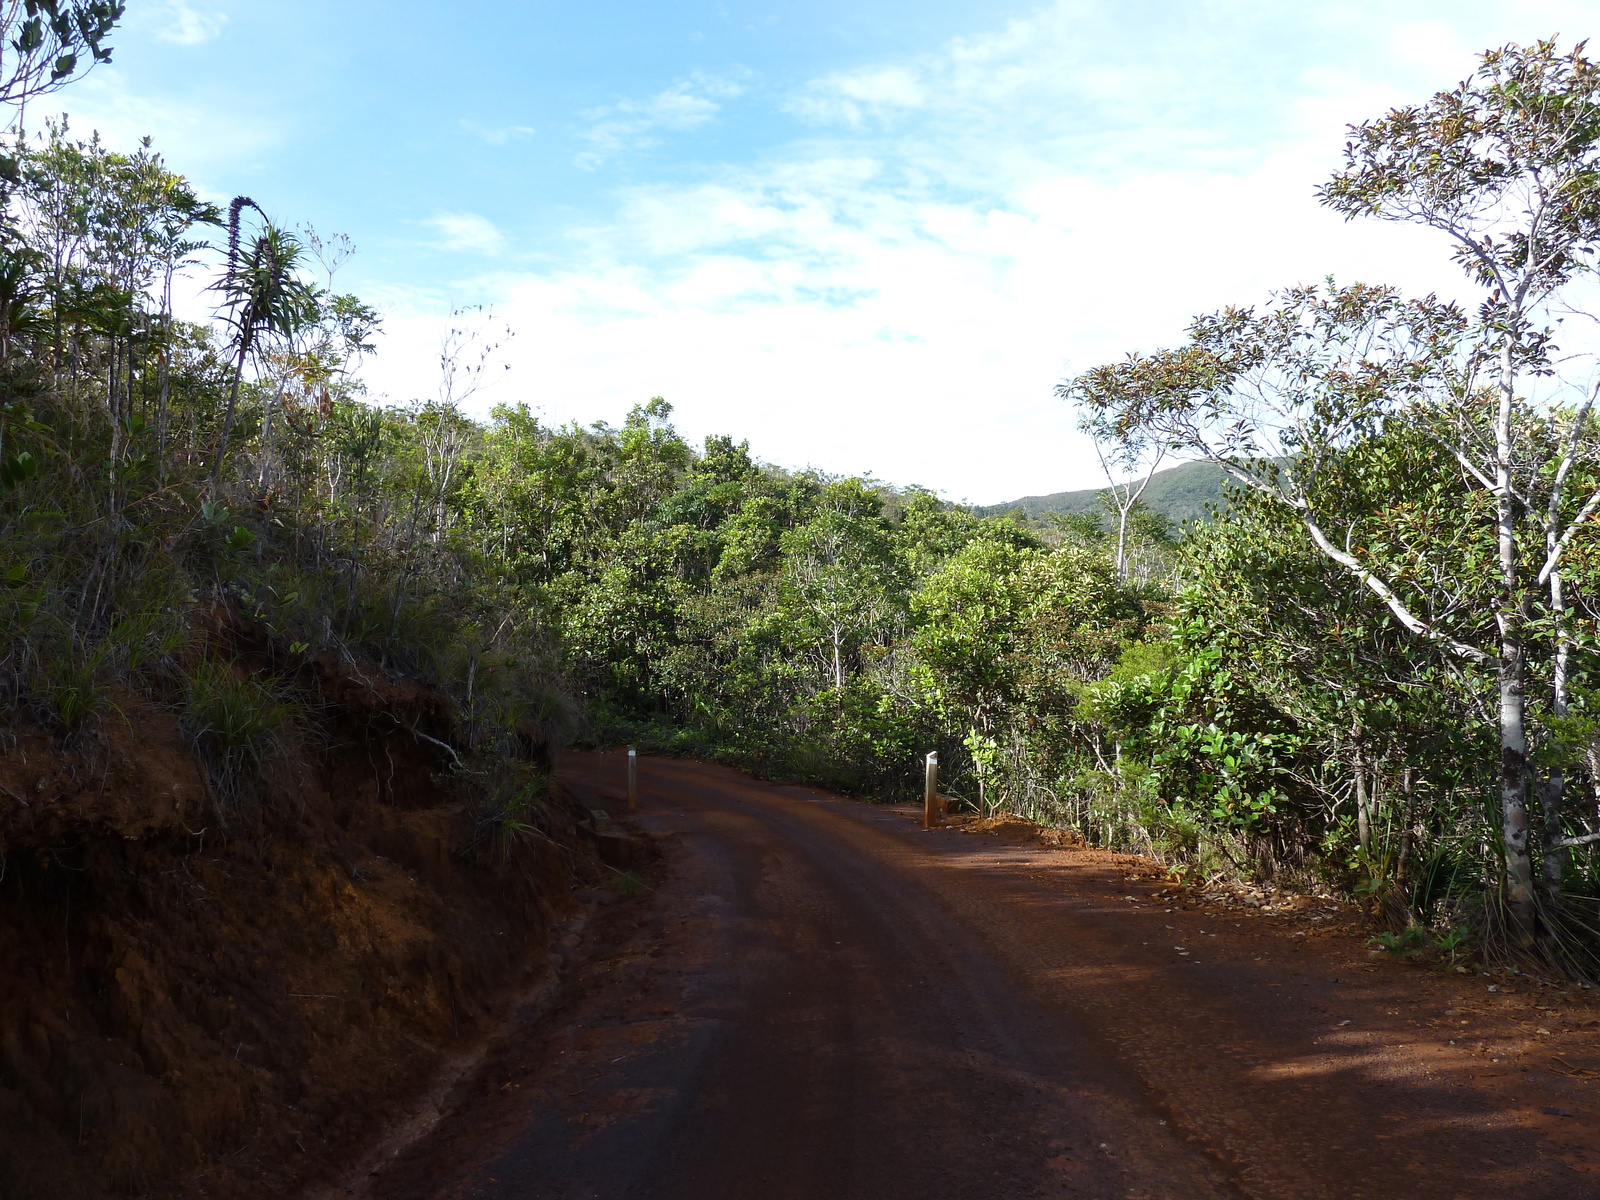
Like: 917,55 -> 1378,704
627,746 -> 638,812
924,751 -> 940,830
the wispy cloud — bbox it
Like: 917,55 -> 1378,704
786,66 -> 927,128
461,120 -> 536,146
56,68 -> 281,192
148,0 -> 229,46
575,71 -> 747,169
426,212 -> 506,255
365,0 -> 1600,502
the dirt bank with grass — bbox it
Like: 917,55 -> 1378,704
0,642 -> 611,1200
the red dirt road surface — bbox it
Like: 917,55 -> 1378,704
358,752 -> 1600,1200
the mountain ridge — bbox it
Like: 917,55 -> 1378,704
971,459 -> 1230,526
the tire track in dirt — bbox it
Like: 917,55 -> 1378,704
358,752 -> 1598,1200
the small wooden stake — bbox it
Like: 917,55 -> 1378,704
924,751 -> 940,830
627,747 -> 638,812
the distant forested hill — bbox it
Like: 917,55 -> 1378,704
972,460 -> 1229,526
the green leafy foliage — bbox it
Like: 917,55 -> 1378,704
0,1 -> 123,106
10,31 -> 1600,967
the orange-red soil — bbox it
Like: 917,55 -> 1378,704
0,655 -> 603,1200
357,752 -> 1600,1200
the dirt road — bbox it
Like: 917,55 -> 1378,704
362,753 -> 1600,1199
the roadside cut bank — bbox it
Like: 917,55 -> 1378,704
0,620 -> 617,1200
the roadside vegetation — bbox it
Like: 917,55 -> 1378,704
6,2 -> 1600,1022
551,39 -> 1600,972
0,10 -> 606,1195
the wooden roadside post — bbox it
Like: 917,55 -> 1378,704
627,746 -> 638,812
924,751 -> 940,830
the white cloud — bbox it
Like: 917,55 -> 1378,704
147,1 -> 229,46
362,0 -> 1600,502
461,120 -> 536,146
787,66 -> 928,127
426,212 -> 506,255
575,72 -> 747,168
368,157 -> 1459,502
49,67 -> 281,192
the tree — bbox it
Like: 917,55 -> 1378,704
1066,404 -> 1168,581
0,0 -> 122,119
1074,39 -> 1600,939
912,538 -> 1036,727
780,483 -> 904,692
209,198 -> 319,491
421,305 -> 509,540
254,227 -> 378,490
558,522 -> 691,708
1173,433 -> 1497,888
10,122 -> 215,492
1322,39 -> 1600,925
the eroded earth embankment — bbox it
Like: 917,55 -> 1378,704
0,634 -> 611,1200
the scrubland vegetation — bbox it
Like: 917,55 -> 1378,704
540,40 -> 1600,971
7,0 -> 1600,1060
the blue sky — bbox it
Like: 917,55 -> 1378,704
56,0 -> 1600,502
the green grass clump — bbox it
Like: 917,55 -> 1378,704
181,662 -> 289,815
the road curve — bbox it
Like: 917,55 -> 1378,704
366,752 -> 1595,1200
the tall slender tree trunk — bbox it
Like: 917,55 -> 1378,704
258,376 -> 287,491
156,345 -> 170,475
1496,340 -> 1536,942
1587,745 -> 1600,852
1540,571 -> 1572,899
209,335 -> 252,494
1354,735 -> 1371,858
107,338 -> 122,516
343,504 -> 361,637
1539,766 -> 1568,898
157,274 -> 173,476
1499,627 -> 1535,938
1397,767 -> 1416,891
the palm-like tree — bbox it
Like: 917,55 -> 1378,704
208,196 -> 319,492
